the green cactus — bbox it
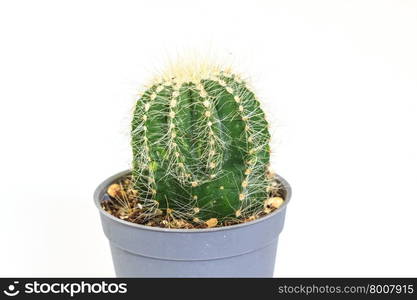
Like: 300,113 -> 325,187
131,65 -> 271,222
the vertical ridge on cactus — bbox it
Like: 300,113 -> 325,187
131,64 -> 271,221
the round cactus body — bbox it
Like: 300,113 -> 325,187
131,65 -> 271,221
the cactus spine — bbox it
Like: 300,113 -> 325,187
131,64 -> 271,221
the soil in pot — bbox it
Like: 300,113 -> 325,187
101,173 -> 286,229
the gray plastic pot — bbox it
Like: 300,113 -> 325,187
94,170 -> 291,277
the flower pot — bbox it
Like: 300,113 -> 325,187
94,170 -> 291,277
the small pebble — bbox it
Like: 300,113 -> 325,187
264,197 -> 284,209
107,184 -> 121,198
205,218 -> 218,228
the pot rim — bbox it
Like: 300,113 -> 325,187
94,169 -> 291,233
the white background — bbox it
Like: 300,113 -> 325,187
0,0 -> 416,277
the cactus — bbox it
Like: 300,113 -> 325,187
131,64 -> 271,222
